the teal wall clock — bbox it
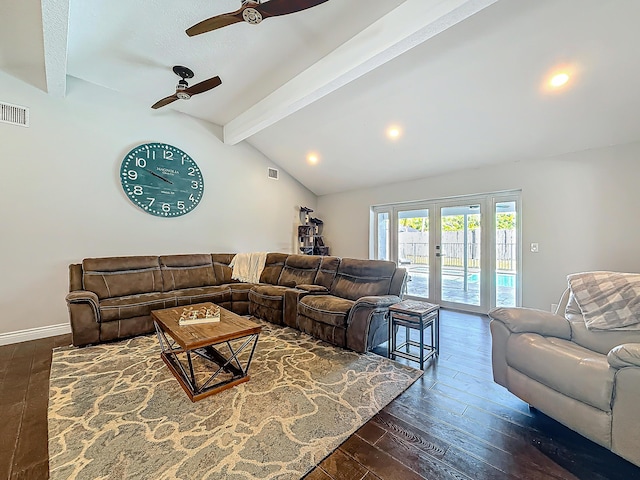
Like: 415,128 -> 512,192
120,143 -> 204,217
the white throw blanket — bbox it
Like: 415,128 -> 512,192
567,271 -> 640,331
229,252 -> 267,284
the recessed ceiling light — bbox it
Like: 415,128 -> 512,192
307,153 -> 319,165
550,73 -> 570,88
387,126 -> 401,139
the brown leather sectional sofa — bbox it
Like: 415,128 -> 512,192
66,253 -> 407,353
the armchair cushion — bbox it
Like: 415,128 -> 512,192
507,333 -> 615,412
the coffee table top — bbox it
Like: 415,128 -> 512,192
152,302 -> 262,350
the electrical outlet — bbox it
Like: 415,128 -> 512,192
530,242 -> 539,253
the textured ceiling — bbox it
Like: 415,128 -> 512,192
3,0 -> 640,195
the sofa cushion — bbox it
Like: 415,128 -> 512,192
298,295 -> 355,328
314,256 -> 341,290
507,333 -> 615,412
298,315 -> 347,348
211,254 -> 236,284
330,258 -> 396,301
159,254 -> 216,291
83,256 -> 162,300
227,283 -> 257,302
260,253 -> 289,284
99,292 -> 177,322
171,285 -> 231,306
278,255 -> 322,287
249,285 -> 288,309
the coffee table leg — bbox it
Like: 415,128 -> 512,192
199,333 -> 260,393
186,351 -> 196,387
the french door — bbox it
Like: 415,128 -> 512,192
372,192 -> 521,313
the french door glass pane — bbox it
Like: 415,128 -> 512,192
496,201 -> 517,307
398,209 -> 429,298
440,205 -> 481,306
377,212 -> 390,261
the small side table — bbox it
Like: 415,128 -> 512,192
388,300 -> 440,369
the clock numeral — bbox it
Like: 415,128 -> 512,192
191,181 -> 199,189
162,203 -> 170,212
127,170 -> 138,180
189,194 -> 195,202
181,155 -> 187,165
146,150 -> 156,160
188,167 -> 196,176
146,197 -> 155,207
133,186 -> 143,195
177,201 -> 185,210
135,158 -> 147,168
163,150 -> 174,160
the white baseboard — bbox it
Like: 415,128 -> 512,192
0,323 -> 72,346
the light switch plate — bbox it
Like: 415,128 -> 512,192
530,243 -> 539,253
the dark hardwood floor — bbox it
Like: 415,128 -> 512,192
1,311 -> 639,479
305,310 -> 640,480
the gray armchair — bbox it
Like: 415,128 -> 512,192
489,289 -> 640,467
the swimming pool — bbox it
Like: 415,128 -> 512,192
468,273 -> 515,287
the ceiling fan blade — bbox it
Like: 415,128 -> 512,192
185,76 -> 223,96
151,94 -> 179,109
186,11 -> 244,36
258,0 -> 329,18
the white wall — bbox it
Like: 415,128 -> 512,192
0,71 -> 316,338
317,142 -> 640,311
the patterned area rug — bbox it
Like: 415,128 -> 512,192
48,320 -> 421,479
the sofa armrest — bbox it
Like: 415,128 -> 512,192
296,284 -> 329,294
608,343 -> 640,369
353,295 -> 401,309
346,295 -> 401,353
489,307 -> 571,339
65,290 -> 101,346
66,290 -> 100,319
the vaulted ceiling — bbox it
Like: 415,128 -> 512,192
3,0 -> 640,195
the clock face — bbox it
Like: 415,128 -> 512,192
120,143 -> 204,217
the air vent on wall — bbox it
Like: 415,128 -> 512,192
268,167 -> 279,180
0,102 -> 29,127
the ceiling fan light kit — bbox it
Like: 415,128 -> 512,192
242,8 -> 263,24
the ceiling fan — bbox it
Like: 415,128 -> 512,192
186,0 -> 329,37
151,66 -> 222,109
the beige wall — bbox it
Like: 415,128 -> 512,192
317,142 -> 640,311
0,71 -> 316,338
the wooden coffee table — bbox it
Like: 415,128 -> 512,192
152,302 -> 262,402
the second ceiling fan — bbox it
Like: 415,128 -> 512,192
186,0 -> 329,37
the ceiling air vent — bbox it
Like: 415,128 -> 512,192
0,102 -> 29,127
268,167 -> 279,180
